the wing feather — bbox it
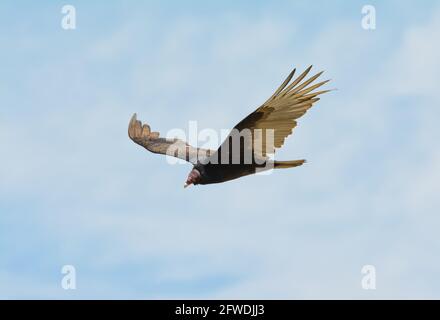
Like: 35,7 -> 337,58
128,114 -> 215,164
210,66 -> 331,160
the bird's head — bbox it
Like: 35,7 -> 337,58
184,168 -> 201,188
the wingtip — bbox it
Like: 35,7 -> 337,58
129,113 -> 138,127
128,113 -> 139,139
325,86 -> 337,93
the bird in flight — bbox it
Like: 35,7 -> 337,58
128,66 -> 331,188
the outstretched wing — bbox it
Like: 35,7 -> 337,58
128,114 -> 215,164
211,66 -> 331,160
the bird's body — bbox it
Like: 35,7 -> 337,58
193,158 -> 306,185
128,66 -> 331,187
194,162 -> 266,185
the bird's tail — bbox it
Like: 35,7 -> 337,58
274,159 -> 306,169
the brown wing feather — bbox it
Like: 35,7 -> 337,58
218,66 -> 331,158
128,114 -> 214,164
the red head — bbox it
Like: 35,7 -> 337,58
184,168 -> 201,188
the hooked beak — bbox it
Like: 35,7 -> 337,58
184,183 -> 192,188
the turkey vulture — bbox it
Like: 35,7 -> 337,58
128,66 -> 331,187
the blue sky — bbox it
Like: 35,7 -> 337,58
1,0 -> 440,299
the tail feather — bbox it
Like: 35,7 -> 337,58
274,159 -> 306,169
